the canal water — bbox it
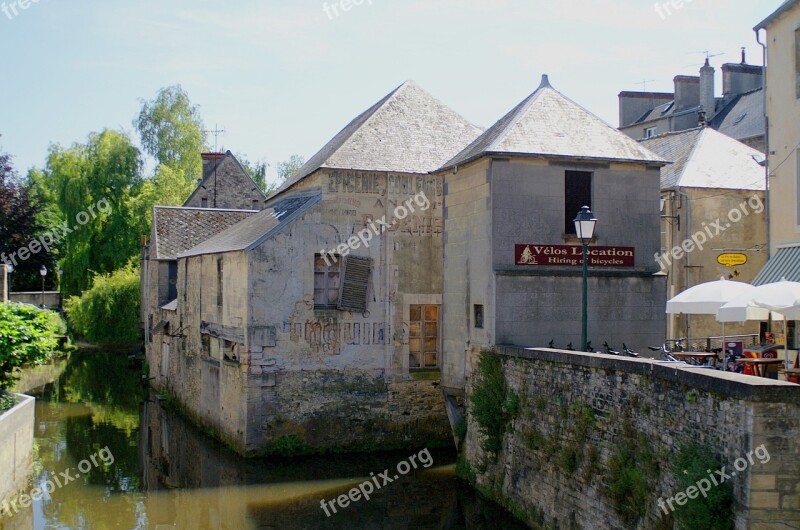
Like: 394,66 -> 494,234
2,351 -> 528,529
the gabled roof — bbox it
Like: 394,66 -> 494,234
183,150 -> 267,208
707,88 -> 765,143
640,127 -> 765,190
152,207 -> 258,260
441,75 -> 667,170
755,0 -> 800,30
273,81 -> 483,196
632,100 -> 680,125
179,193 -> 322,258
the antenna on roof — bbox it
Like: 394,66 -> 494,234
633,79 -> 657,91
204,124 -> 226,152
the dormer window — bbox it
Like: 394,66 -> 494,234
645,127 -> 658,139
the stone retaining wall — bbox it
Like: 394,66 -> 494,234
0,394 -> 35,515
459,346 -> 800,529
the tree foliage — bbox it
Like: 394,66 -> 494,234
39,130 -> 145,295
65,262 -> 140,346
0,302 -> 63,389
0,148 -> 57,291
135,85 -> 206,184
277,154 -> 305,182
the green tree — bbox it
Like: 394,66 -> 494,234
236,153 -> 269,193
277,154 -> 305,182
0,147 -> 57,291
135,85 -> 206,185
0,302 -> 62,389
42,130 -> 145,295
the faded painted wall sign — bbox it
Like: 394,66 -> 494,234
283,320 -> 387,354
328,171 -> 386,195
515,244 -> 635,267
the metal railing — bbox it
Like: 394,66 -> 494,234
666,334 -> 759,352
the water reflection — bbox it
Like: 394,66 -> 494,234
2,351 -> 526,529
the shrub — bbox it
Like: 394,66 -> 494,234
66,263 -> 141,346
672,443 -> 734,529
470,349 -> 518,455
0,302 -> 61,389
0,392 -> 16,413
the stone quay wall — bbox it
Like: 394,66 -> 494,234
459,346 -> 800,529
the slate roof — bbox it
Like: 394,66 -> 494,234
179,193 -> 322,258
152,207 -> 258,260
640,127 -> 765,190
633,100 -> 680,125
707,88 -> 765,143
441,75 -> 667,170
273,81 -> 483,196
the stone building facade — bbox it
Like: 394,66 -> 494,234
437,75 -> 668,412
183,151 -> 267,210
641,127 -> 767,341
146,81 -> 483,454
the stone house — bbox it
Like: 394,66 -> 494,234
641,127 -> 767,342
436,75 -> 668,412
150,81 -> 483,455
184,151 -> 268,210
141,151 -> 264,380
619,54 -> 766,152
754,0 -> 800,355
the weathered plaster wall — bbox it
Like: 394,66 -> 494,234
460,346 -> 800,529
0,394 -> 35,513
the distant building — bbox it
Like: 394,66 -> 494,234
184,151 -> 267,210
619,53 -> 766,153
753,0 -> 800,353
641,127 -> 767,341
437,75 -> 667,412
148,81 -> 484,455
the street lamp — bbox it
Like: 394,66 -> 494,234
39,265 -> 47,309
574,206 -> 597,351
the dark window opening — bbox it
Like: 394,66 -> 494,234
167,261 -> 178,302
314,254 -> 341,308
201,197 -> 208,208
565,171 -> 592,234
474,304 -> 484,329
216,258 -> 223,308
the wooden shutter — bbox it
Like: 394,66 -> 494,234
338,256 -> 372,312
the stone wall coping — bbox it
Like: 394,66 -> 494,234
497,345 -> 800,405
0,393 -> 35,419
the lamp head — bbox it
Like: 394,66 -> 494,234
573,206 -> 597,241
39,265 -> 47,277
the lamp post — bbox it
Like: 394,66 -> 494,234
39,265 -> 47,309
574,206 -> 597,351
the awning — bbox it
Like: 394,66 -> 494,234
753,244 -> 800,285
151,319 -> 169,335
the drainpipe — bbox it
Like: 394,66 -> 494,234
755,28 -> 771,257
677,187 -> 692,340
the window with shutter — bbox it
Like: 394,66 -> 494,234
337,255 -> 372,312
314,255 -> 341,308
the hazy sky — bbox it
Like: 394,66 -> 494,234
0,0 -> 781,185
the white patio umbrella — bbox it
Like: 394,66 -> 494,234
666,278 -> 757,369
718,280 -> 800,370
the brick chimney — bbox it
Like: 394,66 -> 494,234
673,75 -> 700,112
201,152 -> 225,170
618,91 -> 674,128
721,62 -> 763,100
699,59 -> 716,119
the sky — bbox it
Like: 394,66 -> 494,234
0,0 -> 783,186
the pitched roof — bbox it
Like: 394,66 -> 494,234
640,127 -> 765,190
273,81 -> 483,196
179,193 -> 322,258
152,207 -> 258,260
183,150 -> 267,208
755,0 -> 800,30
441,75 -> 667,170
632,99 -> 680,125
707,88 -> 765,143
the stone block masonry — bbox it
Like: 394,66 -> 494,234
458,346 -> 800,529
0,394 -> 35,516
